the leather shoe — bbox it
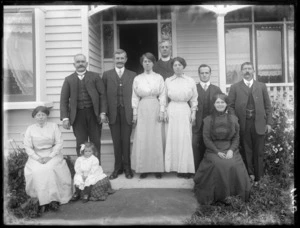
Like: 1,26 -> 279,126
109,170 -> 123,180
155,173 -> 162,179
140,173 -> 148,179
125,170 -> 133,179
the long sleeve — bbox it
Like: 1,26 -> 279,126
23,126 -> 40,160
262,83 -> 273,125
158,76 -> 166,112
230,119 -> 240,152
189,81 -> 198,111
227,84 -> 236,115
202,118 -> 219,154
60,78 -> 70,120
49,124 -> 63,158
132,78 -> 140,115
95,74 -> 108,114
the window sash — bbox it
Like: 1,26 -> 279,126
3,9 -> 36,102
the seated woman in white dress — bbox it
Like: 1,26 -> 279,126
23,106 -> 72,213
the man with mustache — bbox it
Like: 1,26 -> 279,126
228,62 -> 272,186
60,54 -> 108,162
102,49 -> 137,179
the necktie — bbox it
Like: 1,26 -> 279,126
118,69 -> 122,78
203,84 -> 208,91
246,82 -> 251,88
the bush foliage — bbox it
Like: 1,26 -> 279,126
4,140 -> 75,222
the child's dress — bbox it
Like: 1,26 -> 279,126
74,155 -> 114,200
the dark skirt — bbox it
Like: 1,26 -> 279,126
193,151 -> 251,205
89,177 -> 114,201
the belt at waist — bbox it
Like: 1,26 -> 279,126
142,96 -> 158,100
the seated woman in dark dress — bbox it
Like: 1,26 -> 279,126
193,93 -> 251,205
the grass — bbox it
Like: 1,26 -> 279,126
185,174 -> 294,225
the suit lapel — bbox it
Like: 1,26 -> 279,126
252,80 -> 258,94
197,84 -> 204,104
122,69 -> 130,87
111,69 -> 118,86
240,81 -> 250,96
70,72 -> 79,96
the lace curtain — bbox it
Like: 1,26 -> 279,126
4,12 -> 34,95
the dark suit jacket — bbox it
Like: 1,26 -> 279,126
228,80 -> 273,135
60,71 -> 108,125
102,68 -> 136,125
192,83 -> 222,134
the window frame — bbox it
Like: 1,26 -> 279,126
3,6 -> 53,110
224,5 -> 294,86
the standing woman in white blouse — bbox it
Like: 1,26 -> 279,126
131,52 -> 166,179
164,57 -> 198,179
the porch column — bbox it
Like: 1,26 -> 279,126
215,13 -> 227,93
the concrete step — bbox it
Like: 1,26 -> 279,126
110,172 -> 194,189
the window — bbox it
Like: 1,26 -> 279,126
256,25 -> 283,83
225,5 -> 294,86
225,27 -> 251,84
3,10 -> 36,102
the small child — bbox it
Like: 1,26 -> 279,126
71,142 -> 115,203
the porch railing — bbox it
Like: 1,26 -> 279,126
226,83 -> 294,108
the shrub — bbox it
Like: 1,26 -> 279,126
4,140 -> 75,221
4,140 -> 40,220
263,100 -> 294,189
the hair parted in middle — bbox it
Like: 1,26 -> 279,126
140,52 -> 156,65
171,56 -> 187,69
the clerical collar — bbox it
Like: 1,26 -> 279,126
243,79 -> 254,87
161,56 -> 171,61
76,70 -> 86,76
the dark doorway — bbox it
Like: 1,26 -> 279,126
119,24 -> 158,75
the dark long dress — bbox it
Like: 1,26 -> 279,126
193,113 -> 251,205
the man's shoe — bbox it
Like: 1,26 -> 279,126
70,192 -> 80,201
140,173 -> 148,179
155,173 -> 162,179
109,170 -> 122,180
125,170 -> 133,179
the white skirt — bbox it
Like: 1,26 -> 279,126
24,150 -> 73,206
165,101 -> 195,173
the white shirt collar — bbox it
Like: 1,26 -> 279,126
243,79 -> 254,87
76,70 -> 86,80
199,81 -> 210,89
115,67 -> 125,75
161,56 -> 171,61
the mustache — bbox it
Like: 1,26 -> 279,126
245,72 -> 250,75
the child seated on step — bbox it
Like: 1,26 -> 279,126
71,142 -> 115,203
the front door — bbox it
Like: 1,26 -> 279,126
118,24 -> 158,74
